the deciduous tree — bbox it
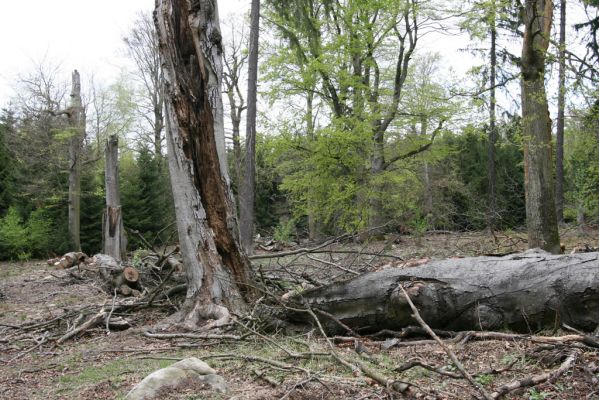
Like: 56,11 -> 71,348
520,0 -> 560,253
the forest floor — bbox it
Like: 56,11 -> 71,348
0,228 -> 598,399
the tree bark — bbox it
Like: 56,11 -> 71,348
555,0 -> 567,224
239,0 -> 261,255
520,0 -> 560,254
286,250 -> 599,333
103,135 -> 127,261
68,70 -> 85,252
488,4 -> 497,231
155,0 -> 254,327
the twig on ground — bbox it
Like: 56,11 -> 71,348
394,358 -> 463,378
105,289 -> 118,333
398,284 -> 493,400
490,349 -> 580,399
305,255 -> 360,275
305,307 -> 411,393
143,331 -> 248,341
57,303 -> 108,344
252,368 -> 280,387
6,332 -> 50,363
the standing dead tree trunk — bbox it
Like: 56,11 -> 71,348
103,134 -> 127,261
155,0 -> 254,329
286,250 -> 599,334
239,0 -> 261,255
68,70 -> 85,251
520,0 -> 560,254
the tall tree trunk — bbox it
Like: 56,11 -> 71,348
155,0 -> 254,327
369,131 -> 386,231
555,0 -> 567,224
68,70 -> 85,252
488,4 -> 498,232
103,135 -> 127,261
520,0 -> 560,254
240,0 -> 261,255
306,91 -> 319,240
228,91 -> 243,196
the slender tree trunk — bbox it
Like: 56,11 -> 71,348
369,130 -> 386,230
488,5 -> 498,231
68,70 -> 84,252
555,0 -> 567,224
226,88 -> 243,195
520,0 -> 561,254
103,135 -> 127,261
240,0 -> 261,255
306,91 -> 319,240
576,199 -> 585,234
155,0 -> 254,326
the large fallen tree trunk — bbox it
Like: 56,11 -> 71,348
286,250 -> 599,333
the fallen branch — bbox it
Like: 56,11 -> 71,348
490,349 -> 580,399
306,307 -> 411,393
394,359 -> 463,379
57,305 -> 108,344
398,284 -> 493,400
143,331 -> 248,341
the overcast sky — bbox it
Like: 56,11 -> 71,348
0,0 -> 249,108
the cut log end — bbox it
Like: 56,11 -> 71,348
123,266 -> 140,283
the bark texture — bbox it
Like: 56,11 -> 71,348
287,250 -> 599,333
155,0 -> 253,324
520,0 -> 560,253
555,0 -> 566,224
103,135 -> 127,260
488,4 -> 497,231
239,0 -> 261,255
67,70 -> 85,251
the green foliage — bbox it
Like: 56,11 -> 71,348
122,147 -> 174,248
26,207 -> 54,257
273,219 -> 296,243
254,134 -> 283,231
80,164 -> 105,255
0,207 -> 29,260
564,100 -> 599,223
527,388 -> 549,400
0,109 -> 16,215
442,121 -> 525,230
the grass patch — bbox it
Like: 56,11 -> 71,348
54,356 -> 175,398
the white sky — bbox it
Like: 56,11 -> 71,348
0,1 -> 592,117
0,0 -> 249,108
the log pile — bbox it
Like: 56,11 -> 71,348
90,254 -> 142,296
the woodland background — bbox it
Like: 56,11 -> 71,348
0,0 -> 597,260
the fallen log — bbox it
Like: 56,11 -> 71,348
50,252 -> 89,269
90,254 -> 142,295
285,249 -> 599,334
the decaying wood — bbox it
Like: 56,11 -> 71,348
50,252 -> 89,269
155,0 -> 254,328
103,135 -> 127,260
286,249 -> 599,333
91,254 -> 141,295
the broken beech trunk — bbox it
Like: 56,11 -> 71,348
286,250 -> 599,333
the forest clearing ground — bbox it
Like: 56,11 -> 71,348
1,228 -> 598,399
